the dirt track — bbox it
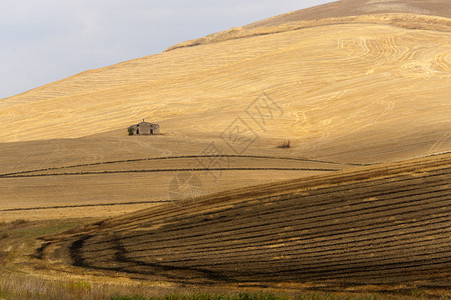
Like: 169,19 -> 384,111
41,153 -> 451,291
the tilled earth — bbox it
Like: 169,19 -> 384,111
41,153 -> 451,292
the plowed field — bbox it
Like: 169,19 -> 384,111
41,153 -> 451,291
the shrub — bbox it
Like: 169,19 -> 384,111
277,140 -> 291,149
128,126 -> 135,136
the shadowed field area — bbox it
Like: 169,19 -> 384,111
39,153 -> 451,293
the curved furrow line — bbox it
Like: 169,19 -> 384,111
81,171 -> 450,250
154,246 -> 451,274
85,205 -> 450,261
82,186 -> 449,257
89,228 -> 450,270
94,178 -> 448,241
0,200 -> 173,212
0,167 -> 341,178
123,226 -> 451,266
145,179 -> 450,234
89,168 -> 450,236
231,260 -> 451,284
80,176 -> 444,246
90,182 -> 450,248
42,154 -> 451,288
85,212 -> 451,263
107,209 -> 451,256
261,255 -> 451,280
0,155 -> 351,177
100,196 -> 450,261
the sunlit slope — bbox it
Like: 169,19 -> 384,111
245,0 -> 451,28
42,153 -> 451,288
169,13 -> 451,51
1,22 -> 450,161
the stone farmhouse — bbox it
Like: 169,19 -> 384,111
129,119 -> 160,135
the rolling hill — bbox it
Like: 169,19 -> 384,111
245,0 -> 451,28
1,0 -> 450,165
0,0 -> 450,297
41,152 -> 451,293
2,0 -> 449,222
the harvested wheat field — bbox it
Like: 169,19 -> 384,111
0,153 -> 349,221
40,153 -> 451,295
0,0 -> 450,298
1,13 -> 450,165
0,131 -> 358,221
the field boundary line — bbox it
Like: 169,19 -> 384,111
0,167 -> 342,178
0,155 -> 362,177
0,201 -> 172,212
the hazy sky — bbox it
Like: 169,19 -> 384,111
1,0 -> 334,99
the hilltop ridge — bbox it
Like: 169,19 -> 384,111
166,0 -> 451,51
246,0 -> 451,28
165,13 -> 451,51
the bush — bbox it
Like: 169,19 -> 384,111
277,140 -> 291,149
127,126 -> 135,136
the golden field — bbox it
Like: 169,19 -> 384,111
40,153 -> 451,296
0,0 -> 450,298
1,13 -> 449,221
1,18 -> 450,164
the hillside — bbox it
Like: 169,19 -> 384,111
40,153 -> 451,293
1,1 -> 450,297
246,0 -> 451,28
0,1 -> 449,166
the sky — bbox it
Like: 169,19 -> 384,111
1,0 -> 334,99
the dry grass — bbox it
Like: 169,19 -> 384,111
0,219 -> 168,299
0,272 -> 168,300
0,272 -> 416,300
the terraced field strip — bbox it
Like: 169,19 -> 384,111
0,155 -> 354,178
0,200 -> 173,212
43,153 -> 451,289
1,167 -> 342,178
